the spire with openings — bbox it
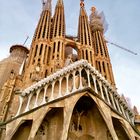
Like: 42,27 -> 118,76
78,0 -> 95,66
78,0 -> 92,46
51,0 -> 65,38
23,0 -> 52,86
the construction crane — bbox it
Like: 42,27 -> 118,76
106,40 -> 138,56
23,36 -> 29,46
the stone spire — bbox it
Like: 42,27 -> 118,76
23,0 -> 52,86
47,0 -> 65,72
51,0 -> 65,38
78,0 -> 92,46
32,0 -> 52,42
78,0 -> 94,66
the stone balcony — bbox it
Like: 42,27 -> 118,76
15,60 -> 134,125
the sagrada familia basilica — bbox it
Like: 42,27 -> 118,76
0,0 -> 140,139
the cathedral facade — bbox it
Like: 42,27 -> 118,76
0,0 -> 140,139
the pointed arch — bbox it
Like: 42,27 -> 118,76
67,94 -> 111,139
34,108 -> 63,140
11,120 -> 33,140
112,117 -> 131,140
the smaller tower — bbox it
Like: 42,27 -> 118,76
78,0 -> 95,66
0,45 -> 28,89
0,45 -> 28,122
90,7 -> 115,86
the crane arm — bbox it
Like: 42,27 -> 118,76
107,41 -> 138,55
23,36 -> 29,46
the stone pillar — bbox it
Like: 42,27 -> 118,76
92,75 -> 98,93
110,92 -> 117,110
114,97 -> 122,114
34,89 -> 41,108
58,78 -> 62,97
86,69 -> 91,87
42,85 -> 48,104
16,96 -> 23,116
50,82 -> 55,101
72,71 -> 76,92
79,68 -> 83,89
104,87 -> 111,105
99,80 -> 105,100
25,93 -> 33,112
66,74 -> 70,95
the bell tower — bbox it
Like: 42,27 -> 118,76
90,7 -> 116,87
50,0 -> 66,72
23,0 -> 52,86
78,0 -> 95,66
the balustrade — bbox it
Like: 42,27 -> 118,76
15,60 -> 134,124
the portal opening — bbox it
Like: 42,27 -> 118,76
68,95 -> 110,140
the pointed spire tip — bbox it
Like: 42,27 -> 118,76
57,0 -> 64,5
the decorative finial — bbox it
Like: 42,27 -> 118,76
91,6 -> 96,14
43,0 -> 52,11
80,0 -> 85,7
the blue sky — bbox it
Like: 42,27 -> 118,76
0,0 -> 140,111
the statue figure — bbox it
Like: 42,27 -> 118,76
65,54 -> 73,66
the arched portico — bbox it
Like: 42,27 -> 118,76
67,95 -> 112,140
